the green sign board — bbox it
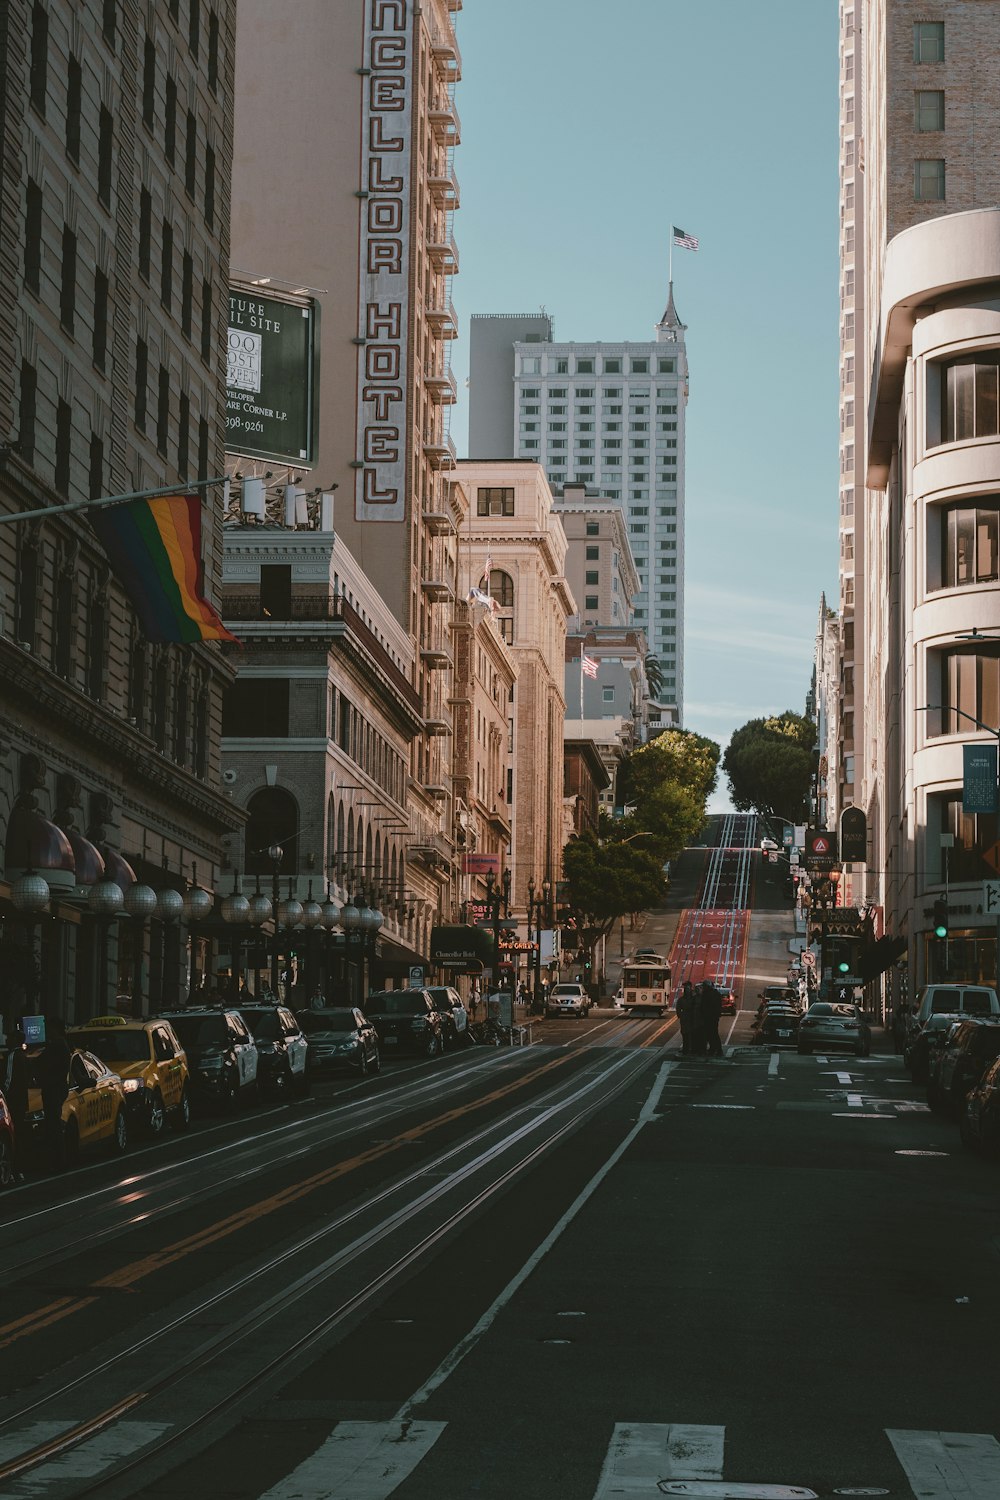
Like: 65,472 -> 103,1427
226,289 -> 318,464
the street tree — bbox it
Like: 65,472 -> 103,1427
562,831 -> 667,953
616,729 -> 720,857
723,712 -> 816,821
644,652 -> 664,699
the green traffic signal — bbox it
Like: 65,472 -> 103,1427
837,958 -> 850,974
932,897 -> 949,939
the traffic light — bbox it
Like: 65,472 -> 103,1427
932,898 -> 949,939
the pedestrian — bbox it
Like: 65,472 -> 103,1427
3,1024 -> 29,1181
39,1015 -> 71,1172
698,981 -> 724,1058
675,981 -> 697,1055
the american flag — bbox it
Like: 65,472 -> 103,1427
479,552 -> 492,592
672,225 -> 699,251
581,654 -> 598,679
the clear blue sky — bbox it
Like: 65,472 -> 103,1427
448,0 -> 840,809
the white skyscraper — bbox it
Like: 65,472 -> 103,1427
468,293 -> 688,719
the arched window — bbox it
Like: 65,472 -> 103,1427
336,802 -> 345,868
490,570 -> 514,608
245,787 -> 299,875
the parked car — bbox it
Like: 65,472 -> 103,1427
911,983 -> 1000,1036
797,1002 -> 871,1056
423,986 -> 470,1048
545,982 -> 591,1019
364,989 -> 445,1057
68,1015 -> 190,1135
959,1055 -> 1000,1153
235,1003 -> 309,1099
753,1005 -> 801,1047
905,1012 -> 964,1083
759,984 -> 799,1007
927,1019 -> 1000,1114
23,1047 -> 129,1163
297,1007 -> 380,1077
165,1007 -> 259,1110
0,1085 -> 16,1188
718,986 -> 738,1014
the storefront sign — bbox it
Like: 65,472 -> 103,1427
462,852 -> 501,876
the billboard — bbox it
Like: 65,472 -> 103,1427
226,290 -> 318,464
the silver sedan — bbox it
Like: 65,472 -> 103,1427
797,1002 -> 871,1056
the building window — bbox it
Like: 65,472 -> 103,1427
915,90 -> 944,131
135,338 -> 148,430
657,359 -> 675,373
204,144 -> 215,227
88,433 -> 103,499
53,567 -> 74,677
157,364 -> 170,455
577,358 -> 594,374
201,279 -> 213,361
25,178 -> 42,295
164,75 -> 177,165
631,358 -> 649,374
477,486 -> 514,517
489,570 -> 514,608
602,686 -> 615,703
142,34 -> 156,128
103,0 -> 117,46
60,225 -> 77,333
185,110 -> 197,196
208,11 -> 220,91
139,187 -> 152,278
585,596 -> 599,609
934,354 -> 1000,445
189,0 -> 201,56
223,679 -> 290,737
604,358 -> 621,373
586,521 -> 599,536
98,107 -> 114,207
585,570 -> 599,585
178,391 -> 190,476
586,546 -> 599,559
30,2 -> 48,115
86,583 -> 106,699
914,21 -> 944,63
55,398 -> 72,495
182,250 -> 194,336
93,269 -> 109,371
198,416 -> 208,479
554,358 -> 568,374
936,501 -> 1000,589
522,356 -> 541,374
935,649 -> 1000,739
161,219 -> 173,310
914,158 -> 945,201
66,55 -> 82,162
16,530 -> 39,649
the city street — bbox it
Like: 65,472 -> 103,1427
2,995 -> 998,1498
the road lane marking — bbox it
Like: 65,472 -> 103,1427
836,1072 -> 853,1085
593,1422 -> 725,1497
768,1052 -> 780,1077
257,1420 -> 446,1500
885,1428 -> 1000,1499
847,1093 -> 864,1108
398,1063 -> 676,1421
1,1420 -> 168,1493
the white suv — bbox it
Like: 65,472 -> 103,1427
911,983 -> 1000,1032
545,983 -> 591,1019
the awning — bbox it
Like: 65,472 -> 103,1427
430,924 -> 494,967
859,935 -> 908,982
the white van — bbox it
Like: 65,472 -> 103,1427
912,983 -> 1000,1029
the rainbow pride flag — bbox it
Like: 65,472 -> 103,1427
90,492 -> 237,643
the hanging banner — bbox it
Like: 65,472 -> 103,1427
963,743 -> 998,815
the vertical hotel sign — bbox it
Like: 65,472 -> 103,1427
356,0 -> 412,523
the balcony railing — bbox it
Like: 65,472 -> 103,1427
425,299 -> 458,338
429,93 -> 461,145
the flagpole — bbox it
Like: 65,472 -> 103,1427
580,651 -> 584,722
669,228 -> 673,290
0,475 -> 227,526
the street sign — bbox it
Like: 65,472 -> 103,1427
807,829 -> 837,859
984,842 -> 1000,875
801,950 -> 816,968
983,880 -> 1000,915
963,743 -> 998,814
409,965 -> 424,988
840,806 -> 867,863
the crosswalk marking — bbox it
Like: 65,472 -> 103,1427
257,1420 -> 447,1500
0,1423 -> 77,1469
886,1428 -> 1000,1499
3,1422 -> 170,1495
592,1422 -> 725,1497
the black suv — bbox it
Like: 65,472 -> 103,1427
960,1054 -> 1000,1153
363,989 -> 444,1058
165,1007 -> 259,1111
928,1019 -> 1000,1115
235,1003 -> 310,1099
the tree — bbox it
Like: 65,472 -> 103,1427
644,652 -> 664,700
723,712 -> 816,822
616,729 -> 720,857
562,831 -> 667,946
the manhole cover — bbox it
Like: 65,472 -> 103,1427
658,1485 -> 818,1498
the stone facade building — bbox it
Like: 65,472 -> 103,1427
0,0 -> 241,1022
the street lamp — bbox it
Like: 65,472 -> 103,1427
246,877 -> 273,998
320,885 -> 342,1002
11,870 -> 50,1016
339,898 -> 361,1004
182,877 -> 214,1002
123,882 -> 158,1016
221,873 -> 251,999
276,879 -> 304,1003
90,877 -> 125,1011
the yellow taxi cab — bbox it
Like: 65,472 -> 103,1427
68,1016 -> 190,1136
25,1047 -> 128,1163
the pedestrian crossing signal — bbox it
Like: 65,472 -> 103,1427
932,897 -> 949,939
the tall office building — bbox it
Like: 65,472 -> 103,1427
468,296 -> 689,721
838,1 -> 1000,998
230,0 -> 465,921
